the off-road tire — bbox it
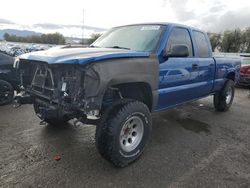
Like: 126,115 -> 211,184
95,99 -> 152,167
0,80 -> 14,106
214,80 -> 235,112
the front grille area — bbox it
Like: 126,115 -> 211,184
19,59 -> 85,105
16,58 -> 93,121
32,65 -> 54,96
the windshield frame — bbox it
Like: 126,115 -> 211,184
91,24 -> 166,53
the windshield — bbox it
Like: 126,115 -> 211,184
92,25 -> 165,52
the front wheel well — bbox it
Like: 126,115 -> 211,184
103,82 -> 153,111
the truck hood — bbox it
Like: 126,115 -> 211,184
19,47 -> 150,65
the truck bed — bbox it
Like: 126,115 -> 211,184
213,56 -> 241,92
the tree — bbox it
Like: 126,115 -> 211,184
3,32 -> 65,45
241,27 -> 250,53
221,29 -> 242,52
208,32 -> 222,52
3,33 -> 10,41
88,33 -> 102,44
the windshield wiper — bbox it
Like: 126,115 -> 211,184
106,46 -> 131,50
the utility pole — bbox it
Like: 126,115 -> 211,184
82,9 -> 84,45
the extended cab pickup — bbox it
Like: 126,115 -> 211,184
15,23 -> 241,167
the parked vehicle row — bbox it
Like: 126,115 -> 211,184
0,41 -> 54,57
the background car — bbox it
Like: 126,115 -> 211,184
238,56 -> 250,87
0,52 -> 18,105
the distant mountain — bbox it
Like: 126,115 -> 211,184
0,29 -> 42,39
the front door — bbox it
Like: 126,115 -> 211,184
156,27 -> 200,111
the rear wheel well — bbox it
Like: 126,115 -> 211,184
226,72 -> 235,81
103,82 -> 153,111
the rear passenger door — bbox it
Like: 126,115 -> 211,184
157,27 -> 200,110
192,31 -> 215,96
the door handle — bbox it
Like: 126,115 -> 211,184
192,64 -> 199,70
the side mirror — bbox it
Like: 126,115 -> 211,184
164,44 -> 189,58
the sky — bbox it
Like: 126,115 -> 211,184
0,0 -> 250,38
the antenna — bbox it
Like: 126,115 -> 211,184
82,9 -> 84,44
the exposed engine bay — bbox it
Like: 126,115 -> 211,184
16,59 -> 106,122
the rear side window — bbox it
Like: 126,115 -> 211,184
166,27 -> 193,57
193,31 -> 210,58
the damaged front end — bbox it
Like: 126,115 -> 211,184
16,59 -> 102,123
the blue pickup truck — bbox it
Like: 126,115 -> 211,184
16,23 -> 241,167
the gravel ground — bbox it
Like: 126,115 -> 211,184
0,88 -> 250,188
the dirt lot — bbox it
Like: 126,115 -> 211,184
0,88 -> 250,188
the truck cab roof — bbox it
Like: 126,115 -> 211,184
115,22 -> 204,32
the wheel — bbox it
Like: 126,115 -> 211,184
95,99 -> 152,167
0,80 -> 14,106
33,100 -> 69,125
214,80 -> 235,112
